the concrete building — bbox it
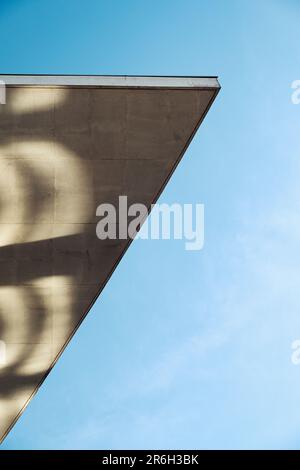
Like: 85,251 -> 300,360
0,75 -> 220,442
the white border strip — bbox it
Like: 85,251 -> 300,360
0,75 -> 220,89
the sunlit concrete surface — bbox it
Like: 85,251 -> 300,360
0,75 -> 220,442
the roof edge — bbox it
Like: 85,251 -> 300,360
0,75 -> 220,89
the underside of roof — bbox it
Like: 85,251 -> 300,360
0,75 -> 220,442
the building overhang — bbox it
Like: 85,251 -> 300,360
0,74 -> 220,442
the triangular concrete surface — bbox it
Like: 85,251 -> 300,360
0,75 -> 220,442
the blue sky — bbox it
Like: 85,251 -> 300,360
1,0 -> 300,450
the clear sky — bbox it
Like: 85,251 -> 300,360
1,0 -> 300,450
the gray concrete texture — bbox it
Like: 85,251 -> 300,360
0,76 -> 220,442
